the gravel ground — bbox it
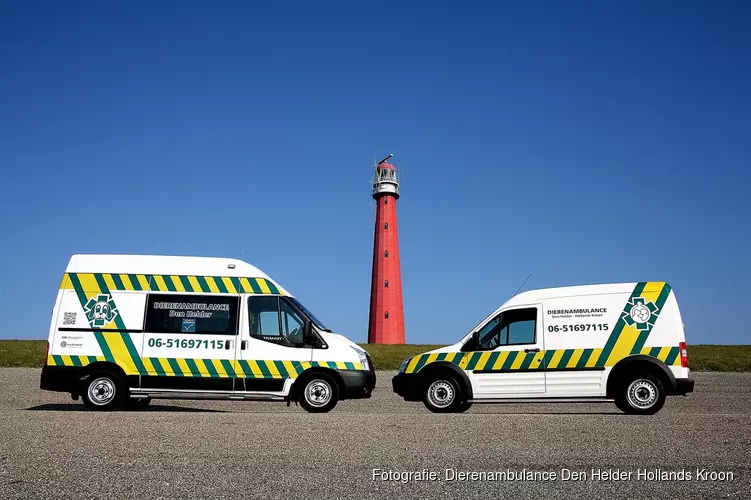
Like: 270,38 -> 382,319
0,368 -> 748,499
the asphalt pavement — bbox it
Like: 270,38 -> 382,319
0,368 -> 748,499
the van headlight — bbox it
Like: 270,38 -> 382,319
398,358 -> 410,373
354,347 -> 369,371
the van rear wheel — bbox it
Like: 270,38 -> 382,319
615,374 -> 666,415
298,373 -> 339,413
82,370 -> 125,411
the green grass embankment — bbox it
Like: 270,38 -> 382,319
0,340 -> 47,368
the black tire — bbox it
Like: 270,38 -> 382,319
297,372 -> 339,413
456,400 -> 473,413
613,397 -> 631,414
422,375 -> 465,413
81,370 -> 125,411
125,398 -> 151,411
614,374 -> 666,415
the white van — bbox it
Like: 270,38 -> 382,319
392,282 -> 694,414
41,254 -> 375,412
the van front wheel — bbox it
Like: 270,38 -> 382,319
82,371 -> 125,411
615,374 -> 666,415
423,376 -> 465,413
298,373 -> 339,413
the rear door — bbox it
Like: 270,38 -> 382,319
467,304 -> 546,397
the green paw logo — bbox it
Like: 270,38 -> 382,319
84,294 -> 119,327
623,297 -> 659,331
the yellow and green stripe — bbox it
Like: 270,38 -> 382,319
594,281 -> 671,367
50,355 -> 363,379
47,355 -> 106,367
402,345 -> 680,374
61,273 -> 283,295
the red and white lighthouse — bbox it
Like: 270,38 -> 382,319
367,154 -> 406,344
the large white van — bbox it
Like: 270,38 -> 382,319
392,282 -> 694,414
41,254 -> 375,412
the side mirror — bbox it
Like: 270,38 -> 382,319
462,331 -> 480,352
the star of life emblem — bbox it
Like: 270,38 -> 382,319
622,297 -> 659,331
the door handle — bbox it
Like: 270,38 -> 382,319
524,348 -> 540,353
241,340 -> 247,350
225,340 -> 232,350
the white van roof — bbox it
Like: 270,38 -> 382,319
65,254 -> 272,280
503,282 -> 665,308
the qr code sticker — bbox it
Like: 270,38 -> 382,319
63,312 -> 77,325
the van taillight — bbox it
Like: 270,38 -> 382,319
679,341 -> 689,368
43,342 -> 49,366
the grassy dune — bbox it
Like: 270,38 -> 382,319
0,340 -> 749,371
358,343 -> 443,370
0,340 -> 47,368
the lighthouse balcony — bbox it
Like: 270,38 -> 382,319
372,183 -> 400,197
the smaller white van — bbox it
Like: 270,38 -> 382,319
41,254 -> 375,412
392,281 -> 694,414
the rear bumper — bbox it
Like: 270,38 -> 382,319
674,377 -> 695,395
337,369 -> 376,399
392,372 -> 422,401
40,366 -> 84,393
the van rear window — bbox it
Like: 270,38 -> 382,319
145,294 -> 239,335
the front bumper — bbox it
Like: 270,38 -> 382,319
392,372 -> 422,401
337,369 -> 376,399
675,377 -> 695,395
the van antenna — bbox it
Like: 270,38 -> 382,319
239,253 -> 247,263
512,273 -> 532,297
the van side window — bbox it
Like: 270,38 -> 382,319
504,308 -> 536,345
145,294 -> 239,335
249,296 -> 280,338
280,300 -> 304,344
249,297 -> 305,345
468,307 -> 537,350
477,317 -> 503,350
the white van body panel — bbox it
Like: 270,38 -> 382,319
311,332 -> 364,368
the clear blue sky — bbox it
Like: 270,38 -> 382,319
1,1 -> 749,345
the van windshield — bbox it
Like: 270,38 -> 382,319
288,297 -> 330,332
